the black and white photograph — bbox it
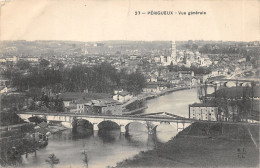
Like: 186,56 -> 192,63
0,0 -> 259,167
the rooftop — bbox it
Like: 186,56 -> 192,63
189,103 -> 217,107
90,98 -> 121,107
118,91 -> 130,96
59,92 -> 112,101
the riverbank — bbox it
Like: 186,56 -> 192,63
116,122 -> 260,167
140,86 -> 193,101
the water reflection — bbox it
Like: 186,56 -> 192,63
98,129 -> 120,143
71,128 -> 93,140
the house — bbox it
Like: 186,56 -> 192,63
154,57 -> 160,63
34,127 -> 49,145
77,103 -> 85,113
143,84 -> 160,93
200,55 -> 212,67
130,55 -> 138,60
76,99 -> 87,113
0,58 -> 6,63
0,78 -> 10,86
170,78 -> 181,84
63,101 -> 71,107
195,74 -> 209,83
158,85 -> 167,91
65,104 -> 77,113
33,122 -> 50,146
191,78 -> 199,86
189,103 -> 218,121
86,98 -> 122,115
146,75 -> 158,83
178,71 -> 194,79
19,57 -> 39,62
183,77 -> 197,87
0,86 -> 8,94
60,92 -> 111,107
65,99 -> 88,113
5,56 -> 18,63
150,75 -> 158,82
113,91 -> 133,103
210,70 -> 220,77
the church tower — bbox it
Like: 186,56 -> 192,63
171,41 -> 177,64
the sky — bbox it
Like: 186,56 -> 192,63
1,0 -> 259,42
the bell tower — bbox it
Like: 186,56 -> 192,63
171,41 -> 177,64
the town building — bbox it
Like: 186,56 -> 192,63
113,91 -> 133,103
189,103 -> 218,121
0,86 -> 8,94
0,78 -> 10,86
33,122 -> 49,146
85,98 -> 122,115
19,57 -> 39,62
178,71 -> 194,79
143,83 -> 160,93
59,92 -> 112,113
171,41 -> 177,64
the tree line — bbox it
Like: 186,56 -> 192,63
2,61 -> 146,95
203,85 -> 259,122
167,63 -> 211,75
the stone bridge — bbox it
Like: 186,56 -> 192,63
17,112 -> 193,135
207,79 -> 259,88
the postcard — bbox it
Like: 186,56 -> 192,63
0,0 -> 259,168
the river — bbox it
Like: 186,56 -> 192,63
21,88 -> 210,168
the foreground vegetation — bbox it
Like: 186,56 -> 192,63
0,124 -> 37,167
116,122 -> 259,167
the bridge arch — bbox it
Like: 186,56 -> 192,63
124,121 -> 161,135
77,119 -> 93,129
125,121 -> 148,134
225,81 -> 237,87
152,121 -> 177,134
97,120 -> 120,131
242,82 -> 251,87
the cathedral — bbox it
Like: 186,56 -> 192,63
160,41 -> 176,66
159,41 -> 212,67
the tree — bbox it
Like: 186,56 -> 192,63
28,116 -> 46,125
16,60 -> 31,70
45,153 -> 60,168
28,99 -> 37,110
126,72 -> 146,95
72,117 -> 78,132
54,97 -> 65,112
40,59 -> 50,68
82,150 -> 89,168
54,62 -> 64,70
40,93 -> 50,108
0,112 -> 24,126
